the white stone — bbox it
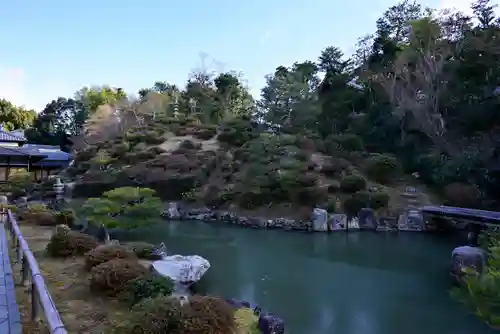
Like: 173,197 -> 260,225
167,202 -> 181,219
152,255 -> 210,283
348,217 -> 360,229
312,208 -> 328,231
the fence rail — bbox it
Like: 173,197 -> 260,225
5,209 -> 67,334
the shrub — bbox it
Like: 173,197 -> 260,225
444,183 -> 481,208
368,191 -> 390,210
22,205 -> 57,226
121,274 -> 174,306
320,158 -> 351,177
116,295 -> 236,334
326,134 -> 364,152
85,244 -> 138,270
364,154 -> 400,183
343,192 -> 370,217
124,242 -> 162,260
89,259 -> 147,296
340,174 -> 366,193
0,204 -> 17,213
55,209 -> 75,227
78,187 -> 163,229
46,231 -> 98,257
452,237 -> 500,329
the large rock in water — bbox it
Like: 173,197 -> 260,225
311,208 -> 328,231
450,246 -> 486,283
152,255 -> 210,284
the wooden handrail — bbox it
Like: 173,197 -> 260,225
5,209 -> 67,334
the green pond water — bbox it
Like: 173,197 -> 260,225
118,220 -> 496,334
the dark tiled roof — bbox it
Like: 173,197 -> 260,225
0,147 -> 30,156
20,145 -> 72,161
0,131 -> 26,142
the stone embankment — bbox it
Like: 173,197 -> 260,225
161,188 -> 428,233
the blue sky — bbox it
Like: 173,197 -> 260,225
0,0 -> 483,111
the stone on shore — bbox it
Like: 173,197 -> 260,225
152,254 -> 210,284
450,245 -> 486,283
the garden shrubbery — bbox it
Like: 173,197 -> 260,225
85,244 -> 138,270
116,295 -> 236,334
121,274 -> 174,306
46,230 -> 98,257
364,154 -> 400,183
340,174 -> 366,193
89,259 -> 148,296
124,241 -> 162,260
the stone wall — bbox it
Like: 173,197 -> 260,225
161,201 -> 426,233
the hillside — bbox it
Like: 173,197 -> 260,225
68,115 -> 437,220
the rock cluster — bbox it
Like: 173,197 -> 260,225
161,203 -> 426,233
226,298 -> 285,334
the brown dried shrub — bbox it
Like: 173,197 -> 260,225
46,231 -> 98,257
89,259 -> 147,296
85,244 -> 138,270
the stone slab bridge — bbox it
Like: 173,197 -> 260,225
421,205 -> 500,244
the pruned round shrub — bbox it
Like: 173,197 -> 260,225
121,274 -> 174,306
368,191 -> 390,210
326,134 -> 364,152
23,211 -> 57,226
364,154 -> 400,183
444,182 -> 481,208
124,242 -> 162,260
85,244 -> 138,270
89,259 -> 148,296
340,174 -> 366,193
116,295 -> 236,334
46,231 -> 98,257
55,209 -> 75,227
343,192 -> 369,217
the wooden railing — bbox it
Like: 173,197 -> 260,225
4,209 -> 67,334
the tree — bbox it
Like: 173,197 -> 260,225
0,99 -> 36,130
26,97 -> 85,151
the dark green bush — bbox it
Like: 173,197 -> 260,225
125,242 -> 162,260
343,192 -> 369,217
326,134 -> 364,152
364,154 -> 400,183
340,174 -> 366,193
121,275 -> 174,306
55,209 -> 75,227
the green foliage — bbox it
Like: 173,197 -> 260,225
46,230 -> 98,257
0,99 -> 36,130
340,174 -> 367,193
121,275 -> 174,306
364,154 -> 400,183
78,187 -> 163,229
124,242 -> 162,260
89,259 -> 148,296
452,238 -> 500,329
55,209 -> 76,227
326,134 -> 364,153
217,116 -> 259,146
114,295 -> 236,334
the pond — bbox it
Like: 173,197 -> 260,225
119,221 -> 495,334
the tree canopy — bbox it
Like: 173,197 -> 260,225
3,0 -> 500,206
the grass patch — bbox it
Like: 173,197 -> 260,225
8,224 -> 127,334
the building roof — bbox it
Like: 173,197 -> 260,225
18,145 -> 72,162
